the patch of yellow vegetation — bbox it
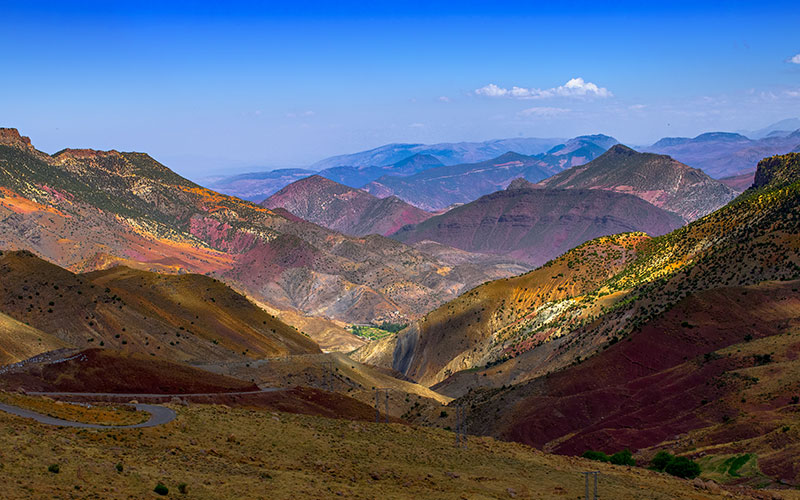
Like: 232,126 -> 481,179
435,266 -> 452,276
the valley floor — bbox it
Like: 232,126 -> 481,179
0,401 -> 794,499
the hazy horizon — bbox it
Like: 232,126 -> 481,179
3,1 -> 800,178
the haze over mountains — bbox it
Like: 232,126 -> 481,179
205,124 -> 800,217
644,129 -> 800,179
364,135 -> 617,210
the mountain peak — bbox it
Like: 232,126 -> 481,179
604,143 -> 635,156
0,128 -> 34,150
53,148 -> 121,160
506,177 -> 537,190
494,151 -> 530,162
693,132 -> 749,142
391,153 -> 443,169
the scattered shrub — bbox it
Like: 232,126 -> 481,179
48,464 -> 60,474
178,483 -> 188,494
582,450 -> 610,462
610,449 -> 636,466
154,483 -> 169,495
650,451 -> 674,471
664,456 -> 701,479
115,462 -> 123,473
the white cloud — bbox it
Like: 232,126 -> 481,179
475,83 -> 509,97
409,122 -> 425,128
475,77 -> 612,99
517,107 -> 570,117
790,53 -> 800,64
438,96 -> 451,102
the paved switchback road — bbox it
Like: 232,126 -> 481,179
0,402 -> 176,429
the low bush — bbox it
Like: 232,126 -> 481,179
609,449 -> 636,466
154,483 -> 169,495
650,451 -> 674,471
581,450 -> 610,462
664,456 -> 701,479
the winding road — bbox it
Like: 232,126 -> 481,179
0,401 -> 176,429
0,388 -> 285,429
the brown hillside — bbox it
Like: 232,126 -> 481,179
359,233 -> 650,386
0,251 -> 319,362
0,348 -> 258,394
0,311 -> 68,365
466,281 -> 800,486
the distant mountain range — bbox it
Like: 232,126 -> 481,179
204,135 -> 613,203
262,175 -> 432,236
264,144 -> 734,266
309,137 -> 566,170
364,135 -> 617,211
740,117 -> 800,139
644,129 -> 800,178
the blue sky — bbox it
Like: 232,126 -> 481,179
2,1 -> 799,177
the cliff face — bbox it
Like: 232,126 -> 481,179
751,152 -> 800,190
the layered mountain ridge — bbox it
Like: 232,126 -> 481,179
537,144 -> 738,220
0,128 -> 519,328
261,175 -> 432,236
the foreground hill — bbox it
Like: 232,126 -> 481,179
391,185 -> 683,266
0,128 -> 516,325
0,251 -> 319,362
645,130 -> 800,178
464,280 -> 800,486
538,144 -> 738,220
0,398 -> 771,499
262,175 -> 432,236
364,135 -> 617,210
